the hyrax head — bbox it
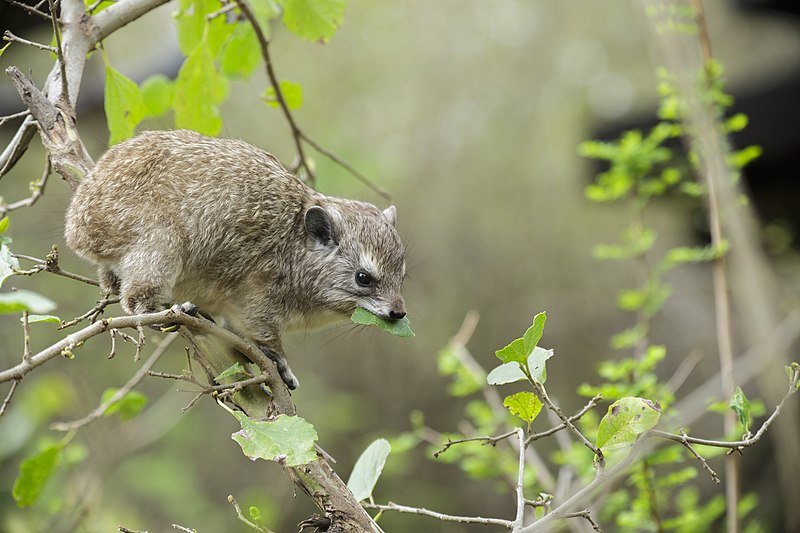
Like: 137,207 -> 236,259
304,202 -> 406,321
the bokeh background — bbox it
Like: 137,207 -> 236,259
1,1 -> 800,531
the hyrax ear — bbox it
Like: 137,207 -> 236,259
383,205 -> 397,227
305,206 -> 337,246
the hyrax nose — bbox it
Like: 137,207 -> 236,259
388,299 -> 406,320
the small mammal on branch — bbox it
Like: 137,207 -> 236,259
65,130 -> 407,389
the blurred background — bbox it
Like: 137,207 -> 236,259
1,0 -> 799,531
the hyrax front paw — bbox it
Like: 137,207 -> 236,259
258,344 -> 299,390
155,302 -> 200,331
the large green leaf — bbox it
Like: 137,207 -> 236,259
220,23 -> 261,79
351,307 -> 414,337
215,362 -> 248,381
174,39 -> 228,136
281,0 -> 346,43
486,361 -> 527,386
522,312 -> 547,354
0,290 -> 56,314
262,81 -> 304,110
175,0 -> 236,56
140,74 -> 174,118
12,445 -> 62,507
231,412 -> 318,466
346,438 -> 391,502
495,338 -> 527,365
527,347 -> 553,384
104,63 -> 146,145
596,397 -> 662,451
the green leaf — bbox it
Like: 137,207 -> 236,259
220,23 -> 261,79
527,347 -> 553,384
728,386 -> 752,433
215,362 -> 249,381
231,412 -> 318,466
725,113 -> 748,132
0,290 -> 56,314
104,63 -> 146,145
596,397 -> 662,451
0,217 -> 9,233
101,388 -> 148,421
0,244 -> 20,288
174,0 -> 236,56
436,345 -> 483,397
262,81 -> 304,110
346,438 -> 391,502
0,42 -> 11,57
281,0 -> 346,43
20,314 -> 61,324
140,75 -> 174,118
495,338 -> 527,365
728,145 -> 762,169
174,39 -> 228,136
487,362 -> 527,386
350,307 -> 414,337
503,391 -> 543,429
522,312 -> 547,355
12,445 -> 61,507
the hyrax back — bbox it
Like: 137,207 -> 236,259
65,130 -> 407,388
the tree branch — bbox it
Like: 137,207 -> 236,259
362,502 -> 513,528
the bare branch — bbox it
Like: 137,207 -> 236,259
433,430 -> 517,458
362,502 -> 514,528
4,0 -> 51,19
514,428 -> 526,529
47,0 -> 70,105
525,394 -> 602,445
14,246 -> 100,287
3,30 -> 57,53
118,527 -> 147,533
559,510 -> 602,533
51,334 -> 177,431
0,110 -> 30,126
0,158 -> 50,217
171,525 -> 195,533
676,430 -> 720,484
0,379 -> 20,416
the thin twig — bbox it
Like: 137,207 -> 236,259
0,379 -> 20,416
0,110 -> 31,126
559,510 -> 602,532
4,0 -> 51,19
301,134 -> 392,201
47,0 -> 70,106
434,429 -> 517,457
171,525 -> 195,533
531,383 -> 605,472
51,334 -> 177,431
363,502 -> 513,528
676,430 -> 720,484
525,394 -> 602,445
0,158 -> 50,217
232,0 -> 314,183
13,247 -> 100,287
228,495 -> 268,532
22,311 -> 32,362
206,1 -> 236,21
3,30 -> 56,52
514,428 -> 526,529
59,297 -> 119,329
118,528 -> 148,533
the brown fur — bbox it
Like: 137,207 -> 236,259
65,130 -> 406,388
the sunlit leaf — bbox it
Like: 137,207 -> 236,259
104,63 -> 146,145
596,397 -> 662,451
527,347 -> 553,384
347,438 -> 391,502
174,39 -> 228,135
262,81 -> 303,110
522,312 -> 547,355
0,244 -> 20,288
503,391 -> 543,429
220,23 -> 261,79
20,314 -> 61,324
231,412 -> 318,466
351,307 -> 414,337
487,362 -> 527,386
140,75 -> 174,118
215,362 -> 249,381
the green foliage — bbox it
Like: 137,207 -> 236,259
214,362 -> 248,381
280,0 -> 346,43
12,445 -> 62,507
0,289 -> 57,314
350,307 -> 414,337
436,345 -> 483,396
103,58 -> 146,145
174,37 -> 228,135
0,42 -> 11,57
140,74 -> 174,117
0,243 -> 20,288
728,386 -> 752,434
503,392 -> 542,430
21,314 -> 61,324
596,397 -> 661,451
262,80 -> 304,110
230,412 -> 318,466
219,23 -> 261,79
346,438 -> 391,502
101,388 -> 148,421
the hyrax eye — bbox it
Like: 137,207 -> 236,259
355,270 -> 375,287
